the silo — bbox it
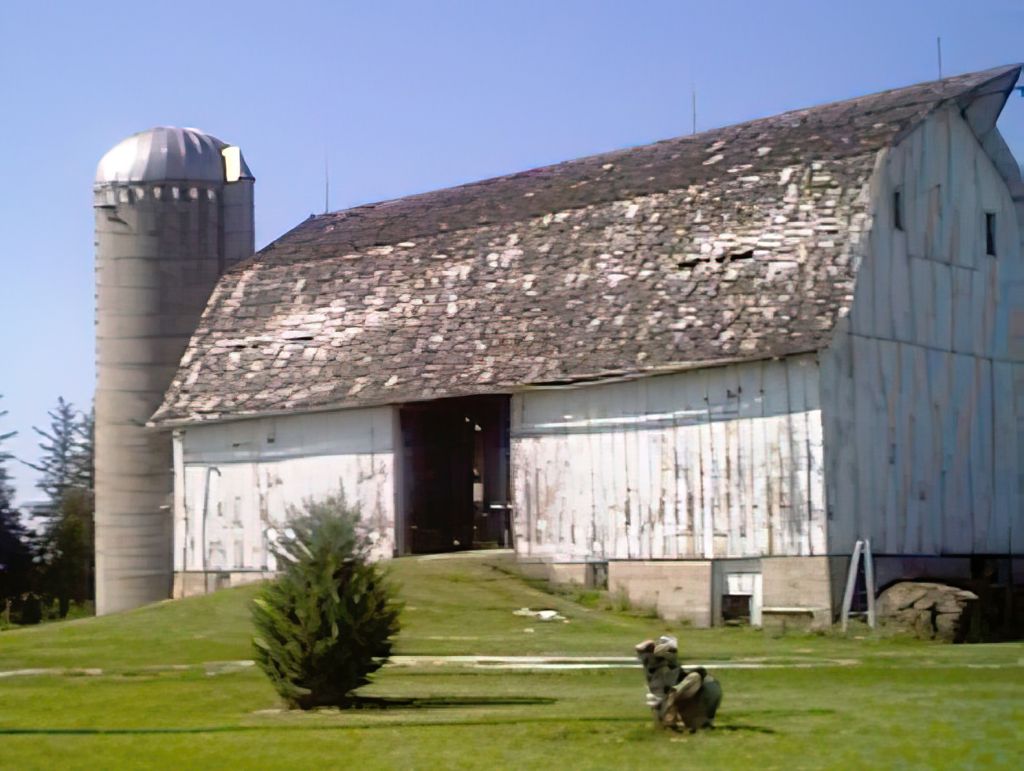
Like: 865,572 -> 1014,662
93,127 -> 254,615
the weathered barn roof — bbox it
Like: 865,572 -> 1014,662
153,65 -> 1021,426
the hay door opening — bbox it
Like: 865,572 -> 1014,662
399,395 -> 511,554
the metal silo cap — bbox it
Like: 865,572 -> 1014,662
94,126 -> 253,186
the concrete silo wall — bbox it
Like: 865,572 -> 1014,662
94,179 -> 253,615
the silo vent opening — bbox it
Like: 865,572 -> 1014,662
223,146 -> 243,183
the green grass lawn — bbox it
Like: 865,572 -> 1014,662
1,553 -> 1022,769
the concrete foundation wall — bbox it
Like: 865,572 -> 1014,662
516,560 -> 589,586
591,556 -> 856,629
173,570 -> 271,598
607,561 -> 713,627
760,556 -> 845,630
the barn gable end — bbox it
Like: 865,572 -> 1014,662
822,92 -> 1024,568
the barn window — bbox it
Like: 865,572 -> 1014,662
893,189 -> 903,231
985,212 -> 997,256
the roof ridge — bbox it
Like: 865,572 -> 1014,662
225,64 -> 1020,268
307,64 -> 1021,222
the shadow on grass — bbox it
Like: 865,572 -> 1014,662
0,716 -> 634,736
0,716 -> 795,737
711,724 -> 777,735
730,708 -> 836,718
0,703 -> 829,737
336,695 -> 556,709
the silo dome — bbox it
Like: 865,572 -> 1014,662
94,126 -> 252,186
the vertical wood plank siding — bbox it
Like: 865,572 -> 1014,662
173,406 -> 397,571
822,105 -> 1024,555
511,354 -> 825,560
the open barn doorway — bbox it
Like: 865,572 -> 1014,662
399,395 -> 511,554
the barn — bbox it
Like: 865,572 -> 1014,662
138,65 -> 1023,627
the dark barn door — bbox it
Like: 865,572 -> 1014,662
399,395 -> 510,554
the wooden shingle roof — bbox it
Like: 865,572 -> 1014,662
153,65 -> 1021,425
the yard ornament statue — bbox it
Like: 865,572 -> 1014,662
635,636 -> 722,732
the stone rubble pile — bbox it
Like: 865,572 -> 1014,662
877,581 -> 978,642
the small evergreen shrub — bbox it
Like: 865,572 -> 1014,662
251,494 -> 401,709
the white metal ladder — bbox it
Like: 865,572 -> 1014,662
841,539 -> 876,632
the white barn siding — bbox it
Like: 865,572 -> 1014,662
172,406 -> 397,574
511,354 -> 825,561
822,105 -> 1024,556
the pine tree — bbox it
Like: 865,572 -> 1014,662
26,397 -> 79,525
45,486 -> 93,617
70,407 -> 94,493
25,398 -> 96,616
52,404 -> 96,612
0,396 -> 32,608
252,493 -> 402,709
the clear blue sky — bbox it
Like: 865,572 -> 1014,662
0,1 -> 1022,503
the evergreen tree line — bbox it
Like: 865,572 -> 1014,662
0,394 -> 95,625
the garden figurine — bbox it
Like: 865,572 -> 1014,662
635,636 -> 722,732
